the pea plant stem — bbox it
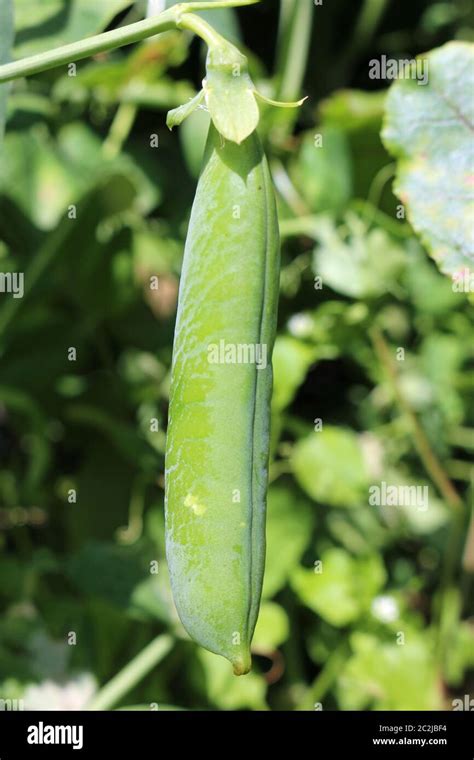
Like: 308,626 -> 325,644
86,634 -> 173,711
276,0 -> 313,103
271,159 -> 311,217
279,216 -> 320,240
178,0 -> 260,8
0,1 -> 260,84
337,0 -> 389,81
0,12 -> 177,83
178,12 -> 229,49
370,326 -> 463,514
350,0 -> 389,59
297,643 -> 349,711
103,102 -> 138,159
279,205 -> 411,243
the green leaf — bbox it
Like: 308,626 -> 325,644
0,130 -> 81,228
383,42 -> 474,277
291,426 -> 370,508
68,541 -> 148,606
338,632 -> 442,710
0,124 -> 158,230
252,602 -> 289,651
0,172 -> 139,342
65,405 -> 158,472
445,622 -> 474,686
68,541 -> 175,624
404,244 -> 460,315
13,0 -> 134,58
313,213 -> 406,299
320,89 -> 386,132
263,485 -> 314,598
0,0 -> 14,142
272,336 -> 317,412
129,572 -> 177,624
291,549 -> 386,627
290,128 -> 352,213
318,90 -> 389,201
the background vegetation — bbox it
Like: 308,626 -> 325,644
0,0 -> 473,711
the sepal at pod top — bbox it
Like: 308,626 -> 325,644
167,39 -> 305,144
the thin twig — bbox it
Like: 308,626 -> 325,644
0,2 -> 260,84
369,326 -> 463,513
86,635 -> 173,711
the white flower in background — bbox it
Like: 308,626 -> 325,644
359,432 -> 384,479
23,674 -> 97,711
371,595 -> 399,624
288,313 -> 314,338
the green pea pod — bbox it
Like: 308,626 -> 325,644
165,124 -> 280,675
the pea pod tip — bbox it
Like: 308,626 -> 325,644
230,646 -> 252,676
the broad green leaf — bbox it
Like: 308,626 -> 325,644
0,173 -> 139,357
68,541 -> 175,623
1,130 -> 88,228
6,91 -> 57,125
252,602 -> 290,651
130,572 -> 177,624
404,243 -> 460,315
290,128 -> 352,213
64,444 -> 135,545
0,124 -> 158,229
383,42 -> 474,277
313,213 -> 406,299
338,632 -> 443,710
0,0 -> 14,143
68,541 -> 150,608
320,89 -> 386,132
291,550 -> 386,627
291,426 -> 370,508
14,0 -> 133,58
319,89 -> 390,200
263,485 -> 314,598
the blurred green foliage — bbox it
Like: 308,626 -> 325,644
0,0 -> 473,711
